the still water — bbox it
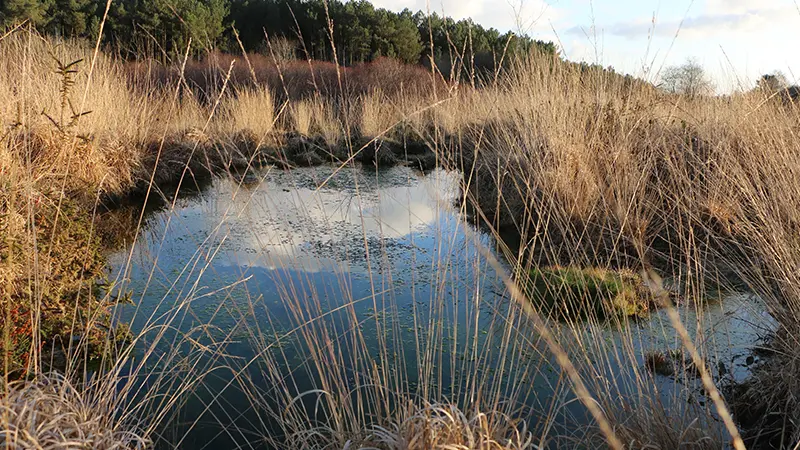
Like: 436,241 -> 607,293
108,165 -> 770,448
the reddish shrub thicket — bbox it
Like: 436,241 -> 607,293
0,305 -> 33,373
124,53 -> 448,101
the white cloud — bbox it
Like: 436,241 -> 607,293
568,6 -> 793,39
705,0 -> 791,15
208,168 -> 460,273
555,0 -> 800,89
668,7 -> 791,36
371,0 -> 564,36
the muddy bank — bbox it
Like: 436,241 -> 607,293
122,129 -> 443,199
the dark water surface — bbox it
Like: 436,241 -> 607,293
108,165 -> 771,449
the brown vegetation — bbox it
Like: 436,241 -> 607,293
0,372 -> 148,449
126,52 -> 447,102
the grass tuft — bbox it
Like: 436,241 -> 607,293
0,372 -> 148,449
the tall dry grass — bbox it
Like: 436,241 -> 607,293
0,372 -> 149,449
218,87 -> 276,138
288,96 -> 343,145
1,27 -> 246,450
443,53 -> 800,449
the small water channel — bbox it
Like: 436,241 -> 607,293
107,164 -> 772,448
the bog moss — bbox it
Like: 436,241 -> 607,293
523,266 -> 651,321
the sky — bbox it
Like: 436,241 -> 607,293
371,0 -> 800,93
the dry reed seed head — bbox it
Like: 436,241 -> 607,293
292,99 -> 314,136
219,87 -> 276,138
0,373 -> 149,449
360,90 -> 400,139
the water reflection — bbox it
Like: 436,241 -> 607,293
107,164 -> 773,450
109,165 -> 510,448
117,166 -> 462,274
226,167 -> 459,272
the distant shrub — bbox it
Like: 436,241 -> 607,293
125,53 -> 447,103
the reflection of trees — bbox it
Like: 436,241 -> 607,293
102,173 -> 216,235
266,165 -> 424,199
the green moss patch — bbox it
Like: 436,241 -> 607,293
523,266 -> 652,321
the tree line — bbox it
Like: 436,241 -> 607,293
657,57 -> 799,101
1,0 -> 556,66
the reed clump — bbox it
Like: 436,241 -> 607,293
274,397 -> 534,449
0,372 -> 149,449
368,402 -> 535,450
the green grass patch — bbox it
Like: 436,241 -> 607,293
523,266 -> 651,321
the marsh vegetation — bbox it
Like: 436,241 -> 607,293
1,8 -> 798,450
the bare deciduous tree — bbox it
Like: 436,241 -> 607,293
660,58 -> 714,97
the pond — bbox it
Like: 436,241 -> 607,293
107,164 -> 772,449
